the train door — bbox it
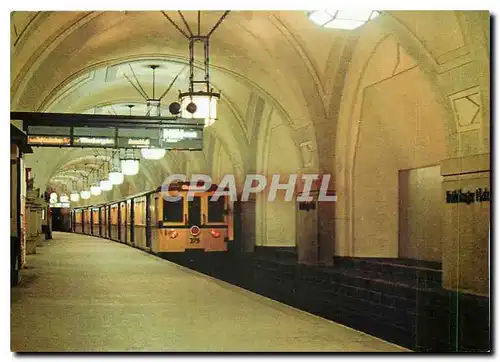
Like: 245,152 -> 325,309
129,199 -> 134,245
146,194 -> 152,248
72,210 -> 76,232
90,209 -> 94,235
99,207 -> 103,237
107,205 -> 111,239
120,202 -> 127,244
188,196 -> 202,226
82,209 -> 86,234
117,204 -> 121,241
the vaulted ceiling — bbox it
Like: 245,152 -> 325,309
10,10 -> 490,205
11,10 -> 351,200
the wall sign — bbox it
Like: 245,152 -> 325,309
446,188 -> 490,204
298,201 -> 316,211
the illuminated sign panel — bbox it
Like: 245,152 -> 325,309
20,113 -> 205,150
117,128 -> 160,148
74,137 -> 115,146
27,126 -> 70,136
28,135 -> 71,146
127,138 -> 150,146
162,128 -> 203,150
117,138 -> 161,148
50,202 -> 70,208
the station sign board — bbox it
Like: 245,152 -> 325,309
19,113 -> 205,151
162,127 -> 203,150
27,135 -> 71,146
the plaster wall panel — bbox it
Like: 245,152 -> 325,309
399,165 -> 443,262
441,154 -> 490,296
352,67 -> 446,257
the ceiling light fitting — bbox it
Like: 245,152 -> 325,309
162,10 -> 230,127
308,10 -> 380,30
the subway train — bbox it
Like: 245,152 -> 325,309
70,182 -> 234,253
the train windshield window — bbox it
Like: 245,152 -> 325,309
208,197 -> 225,223
163,197 -> 183,222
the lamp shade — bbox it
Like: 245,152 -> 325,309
141,148 -> 166,160
90,185 -> 102,196
121,159 -> 140,176
109,171 -> 124,185
70,192 -> 80,202
80,190 -> 91,200
100,179 -> 113,191
180,93 -> 218,127
60,194 -> 69,203
50,192 -> 58,201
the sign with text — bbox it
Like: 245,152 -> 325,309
445,188 -> 490,205
162,127 -> 203,150
27,135 -> 71,146
73,137 -> 115,146
20,112 -> 205,151
117,128 -> 161,148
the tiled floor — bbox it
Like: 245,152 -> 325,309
11,232 -> 409,352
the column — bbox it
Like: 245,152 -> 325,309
441,153 -> 490,296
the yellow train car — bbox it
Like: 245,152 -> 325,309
70,182 -> 234,255
152,182 -> 232,253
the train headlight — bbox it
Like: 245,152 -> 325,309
168,229 -> 179,239
211,230 -> 221,238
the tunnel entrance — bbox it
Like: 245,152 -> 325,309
51,207 -> 71,232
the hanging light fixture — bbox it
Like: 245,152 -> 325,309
141,148 -> 166,160
80,177 -> 91,199
123,65 -> 186,160
80,166 -> 91,200
120,148 -> 140,176
90,175 -> 102,196
50,192 -> 58,202
70,178 -> 80,202
90,185 -> 101,196
109,151 -> 124,185
60,184 -> 69,203
162,11 -> 229,127
99,150 -> 113,191
80,189 -> 91,200
100,179 -> 113,191
90,162 -> 102,196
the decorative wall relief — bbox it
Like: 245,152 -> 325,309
299,141 -> 314,168
448,86 -> 483,157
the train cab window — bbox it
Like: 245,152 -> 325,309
188,196 -> 201,226
163,197 -> 183,223
208,197 -> 225,223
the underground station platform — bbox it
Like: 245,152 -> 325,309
10,233 -> 409,352
10,10 -> 491,354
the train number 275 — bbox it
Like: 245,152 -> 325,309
189,237 -> 200,244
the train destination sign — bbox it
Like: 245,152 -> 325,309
73,137 -> 115,146
17,112 -> 206,151
27,135 -> 71,146
162,128 -> 202,150
117,128 -> 160,148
